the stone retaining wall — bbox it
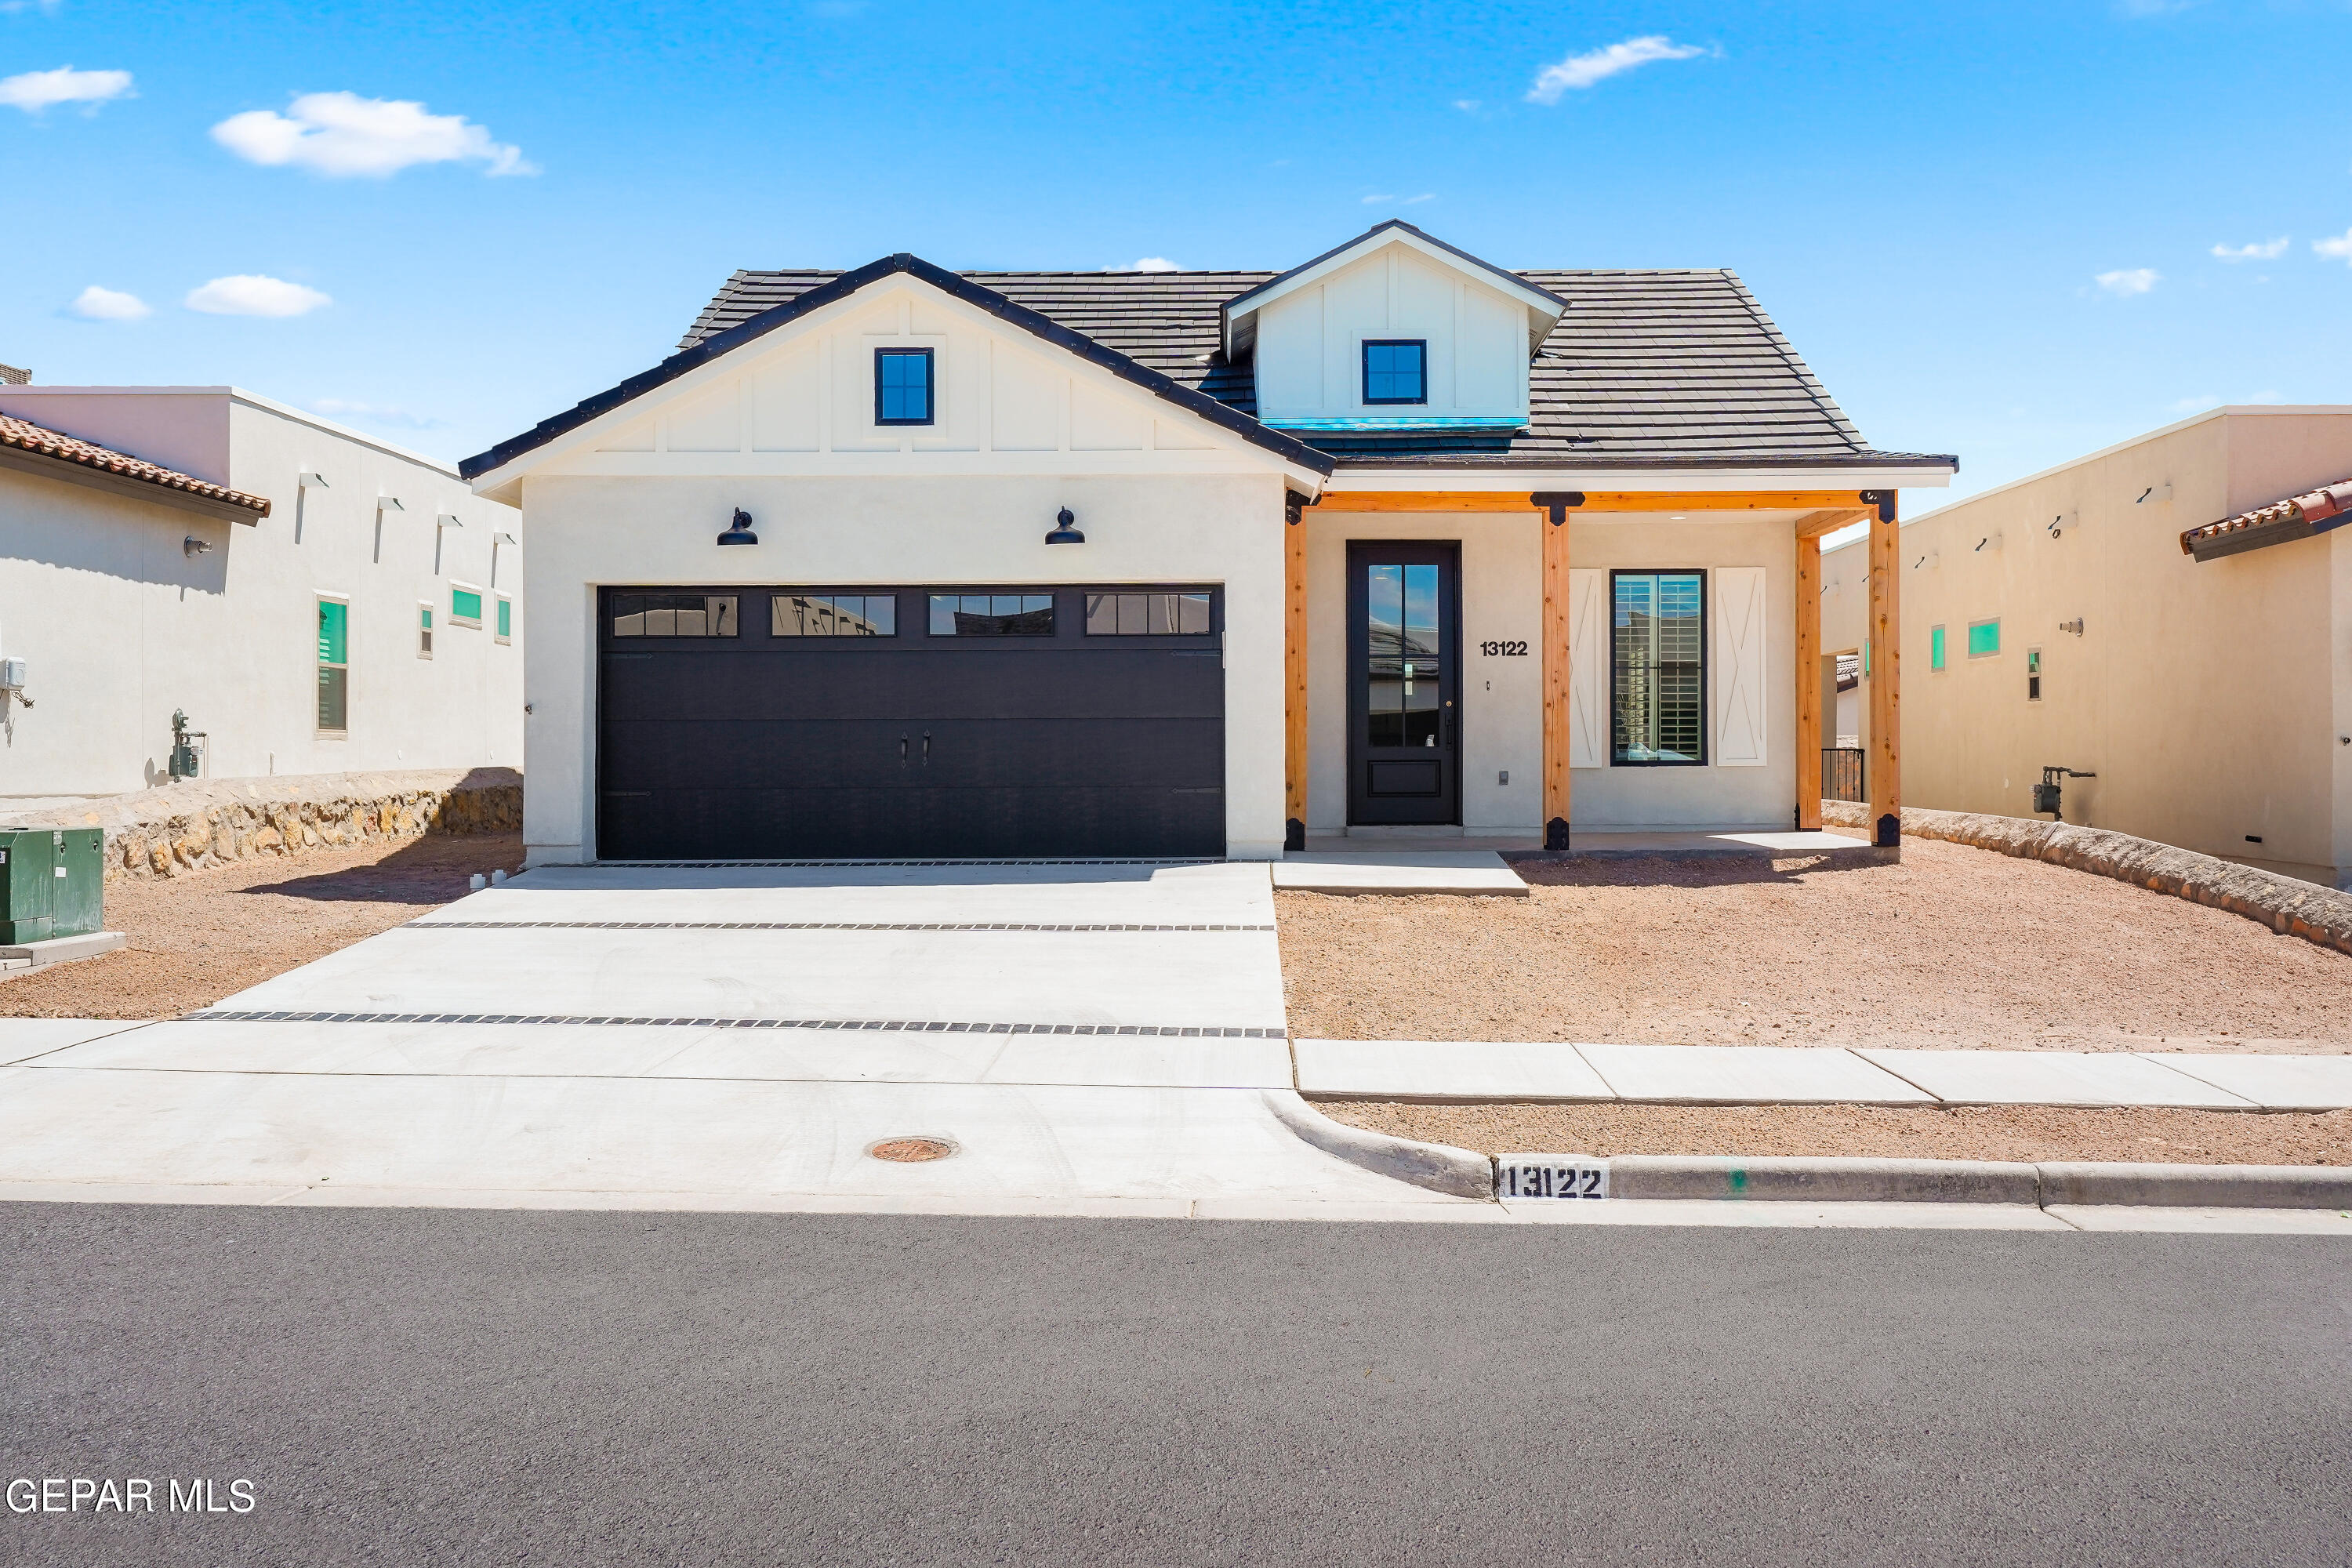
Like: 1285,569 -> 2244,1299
1822,800 -> 2352,957
0,768 -> 521,882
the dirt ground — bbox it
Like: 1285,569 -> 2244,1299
0,833 -> 522,1019
1318,1100 -> 2352,1167
1277,838 -> 2352,1052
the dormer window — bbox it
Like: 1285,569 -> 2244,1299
1362,340 -> 1427,405
875,347 -> 934,426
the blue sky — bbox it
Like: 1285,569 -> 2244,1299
5,0 -> 2351,517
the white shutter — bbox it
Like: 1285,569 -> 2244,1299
1566,568 -> 1606,768
1712,565 -> 1767,767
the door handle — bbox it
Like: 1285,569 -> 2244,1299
922,731 -> 931,765
1444,701 -> 1455,748
899,733 -> 909,764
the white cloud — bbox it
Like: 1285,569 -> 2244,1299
211,91 -> 534,178
0,65 -> 133,113
1526,36 -> 1705,103
2243,389 -> 2282,404
2211,237 -> 2288,261
2094,267 -> 2159,296
2169,394 -> 2220,415
1359,193 -> 1434,207
2314,227 -> 2352,264
184,275 -> 332,318
1361,193 -> 1396,205
1127,256 -> 1181,272
1453,99 -> 1481,113
69,285 -> 149,321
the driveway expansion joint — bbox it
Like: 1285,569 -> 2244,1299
179,1009 -> 1286,1037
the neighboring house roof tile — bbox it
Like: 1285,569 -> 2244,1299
677,264 -> 1955,474
2180,477 -> 2352,561
0,412 -> 270,516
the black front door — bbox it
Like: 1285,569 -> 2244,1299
596,586 -> 1225,860
1346,543 -> 1461,826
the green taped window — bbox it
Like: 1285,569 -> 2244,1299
1930,625 -> 1947,672
316,597 -> 349,734
419,603 -> 434,659
495,596 -> 512,644
451,586 -> 483,628
1967,619 -> 2000,659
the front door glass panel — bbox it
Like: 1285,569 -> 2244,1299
1366,563 -> 1443,749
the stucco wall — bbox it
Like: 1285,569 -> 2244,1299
0,390 -> 523,798
1822,406 -> 2352,884
1301,509 -> 1798,833
517,471 -> 1289,865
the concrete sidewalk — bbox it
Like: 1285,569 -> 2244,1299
1293,1038 -> 2352,1110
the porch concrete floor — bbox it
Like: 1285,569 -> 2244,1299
1276,833 -> 2352,1053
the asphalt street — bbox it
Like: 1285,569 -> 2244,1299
2,1203 -> 2347,1566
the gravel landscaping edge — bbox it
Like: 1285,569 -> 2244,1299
1823,800 -> 2352,958
0,768 -> 522,882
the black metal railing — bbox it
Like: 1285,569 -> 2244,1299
1822,747 -> 1865,803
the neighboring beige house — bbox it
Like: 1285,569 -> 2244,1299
1822,405 -> 2352,886
0,384 -> 524,803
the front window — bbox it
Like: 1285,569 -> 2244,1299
1612,572 -> 1704,764
1362,339 -> 1427,405
451,586 -> 483,628
875,347 -> 934,426
927,593 -> 1053,637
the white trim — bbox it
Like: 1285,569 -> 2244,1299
1318,466 -> 1957,495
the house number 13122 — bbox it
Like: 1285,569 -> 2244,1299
1479,641 -> 1528,657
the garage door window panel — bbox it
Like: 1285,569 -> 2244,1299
771,593 -> 898,637
928,593 -> 1054,637
611,593 -> 740,637
1085,591 -> 1213,637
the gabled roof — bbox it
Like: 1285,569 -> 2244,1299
459,255 -> 1335,485
1218,220 -> 1570,361
678,263 -> 1955,474
0,412 -> 270,521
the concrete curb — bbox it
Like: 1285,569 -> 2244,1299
1261,1091 -> 1494,1200
1498,1153 -> 2352,1209
1821,800 -> 2352,959
2037,1162 -> 2352,1210
1607,1155 -> 2042,1205
0,931 -> 126,982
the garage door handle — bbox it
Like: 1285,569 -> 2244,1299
922,731 -> 931,765
899,733 -> 909,764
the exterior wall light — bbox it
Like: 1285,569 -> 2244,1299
717,507 -> 758,546
183,536 -> 212,557
1045,506 -> 1086,545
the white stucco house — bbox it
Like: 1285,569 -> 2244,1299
0,385 -> 523,802
461,222 -> 1955,866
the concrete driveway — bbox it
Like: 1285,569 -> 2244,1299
0,862 -> 1465,1213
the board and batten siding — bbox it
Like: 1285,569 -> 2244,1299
1251,241 -> 1530,425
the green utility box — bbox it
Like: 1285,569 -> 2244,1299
0,828 -> 104,944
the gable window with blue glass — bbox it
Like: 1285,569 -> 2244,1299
874,347 -> 934,426
1362,339 -> 1427,405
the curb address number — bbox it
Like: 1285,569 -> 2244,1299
1497,1157 -> 1610,1200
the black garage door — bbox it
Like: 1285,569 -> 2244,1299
597,585 -> 1225,860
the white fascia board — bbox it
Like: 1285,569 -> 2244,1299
1222,229 -> 1567,361
470,272 -> 1324,503
1317,466 -> 1958,494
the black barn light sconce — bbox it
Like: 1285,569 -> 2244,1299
1044,506 -> 1086,546
716,507 -> 758,546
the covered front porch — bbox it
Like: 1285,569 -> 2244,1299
1279,487 -> 1906,855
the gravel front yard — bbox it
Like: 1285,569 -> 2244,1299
0,833 -> 523,1018
1277,838 -> 2352,1053
1318,1101 -> 2352,1167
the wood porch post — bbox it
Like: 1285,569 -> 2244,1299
1864,490 -> 1900,847
1795,532 -> 1822,831
1534,492 -> 1582,851
1284,494 -> 1308,852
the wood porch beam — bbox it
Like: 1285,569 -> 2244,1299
1285,494 -> 1308,851
1309,490 -> 1875,514
1794,507 -> 1870,539
1795,532 -> 1823,832
1864,491 -> 1901,848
